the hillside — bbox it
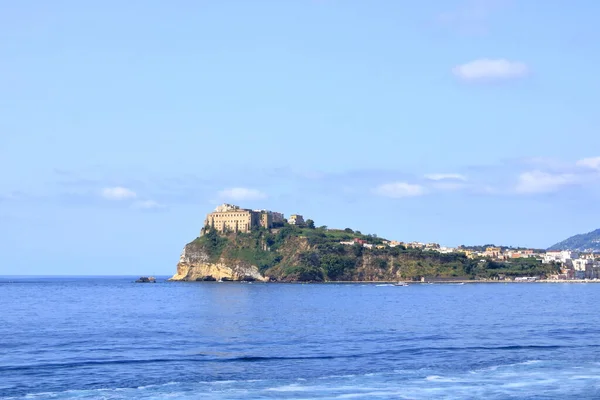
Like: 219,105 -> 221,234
171,226 -> 558,282
548,229 -> 600,252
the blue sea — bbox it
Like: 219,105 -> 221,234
1,277 -> 600,399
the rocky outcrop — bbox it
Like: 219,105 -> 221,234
171,221 -> 559,282
169,243 -> 267,282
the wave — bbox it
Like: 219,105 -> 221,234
472,359 -> 542,372
0,354 -> 360,373
424,375 -> 458,382
6,363 -> 600,400
2,344 -> 591,373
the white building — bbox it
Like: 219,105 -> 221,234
572,259 -> 591,272
437,247 -> 457,254
542,250 -> 579,264
288,214 -> 305,226
591,261 -> 600,279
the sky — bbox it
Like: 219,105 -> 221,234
1,0 -> 600,275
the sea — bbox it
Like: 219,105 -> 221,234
1,277 -> 600,399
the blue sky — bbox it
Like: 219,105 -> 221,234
2,0 -> 600,275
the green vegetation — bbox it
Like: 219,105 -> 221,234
459,244 -> 546,252
191,227 -> 228,262
189,225 -> 560,281
469,258 -> 559,278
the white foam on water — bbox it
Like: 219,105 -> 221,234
473,359 -> 542,372
9,362 -> 600,400
317,374 -> 357,379
424,375 -> 459,382
570,375 -> 600,380
266,383 -> 318,392
23,393 -> 57,399
333,391 -> 409,399
521,360 -> 541,365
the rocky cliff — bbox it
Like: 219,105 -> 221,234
170,227 -> 472,282
170,241 -> 267,282
171,226 -> 559,282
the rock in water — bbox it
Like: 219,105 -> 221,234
135,276 -> 156,283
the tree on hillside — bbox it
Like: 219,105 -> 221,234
306,219 -> 315,229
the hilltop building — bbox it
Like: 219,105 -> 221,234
484,247 -> 502,259
288,214 -> 305,226
202,204 -> 284,235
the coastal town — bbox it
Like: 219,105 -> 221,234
339,240 -> 600,281
202,204 -> 600,282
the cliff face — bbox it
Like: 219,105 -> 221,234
170,242 -> 267,282
170,227 -> 475,282
171,226 -> 559,282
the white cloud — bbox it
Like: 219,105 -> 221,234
101,186 -> 137,200
374,182 -> 426,198
453,59 -> 528,81
132,200 -> 165,210
576,157 -> 600,171
515,171 -> 577,194
431,182 -> 469,191
424,173 -> 467,181
218,187 -> 267,201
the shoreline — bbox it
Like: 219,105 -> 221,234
315,279 -> 600,284
168,278 -> 600,284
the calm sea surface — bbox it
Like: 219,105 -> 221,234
1,277 -> 600,399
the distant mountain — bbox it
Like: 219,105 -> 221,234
548,229 -> 600,252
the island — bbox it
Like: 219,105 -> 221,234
169,204 -> 561,282
135,276 -> 156,283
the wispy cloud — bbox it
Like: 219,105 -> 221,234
453,59 -> 528,82
374,182 -> 426,198
424,173 -> 467,181
514,171 -> 578,194
431,182 -> 470,191
576,157 -> 600,171
39,156 -> 600,210
218,187 -> 267,201
423,173 -> 469,192
101,186 -> 137,200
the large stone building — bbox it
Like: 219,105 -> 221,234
288,214 -> 305,226
202,204 -> 285,235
